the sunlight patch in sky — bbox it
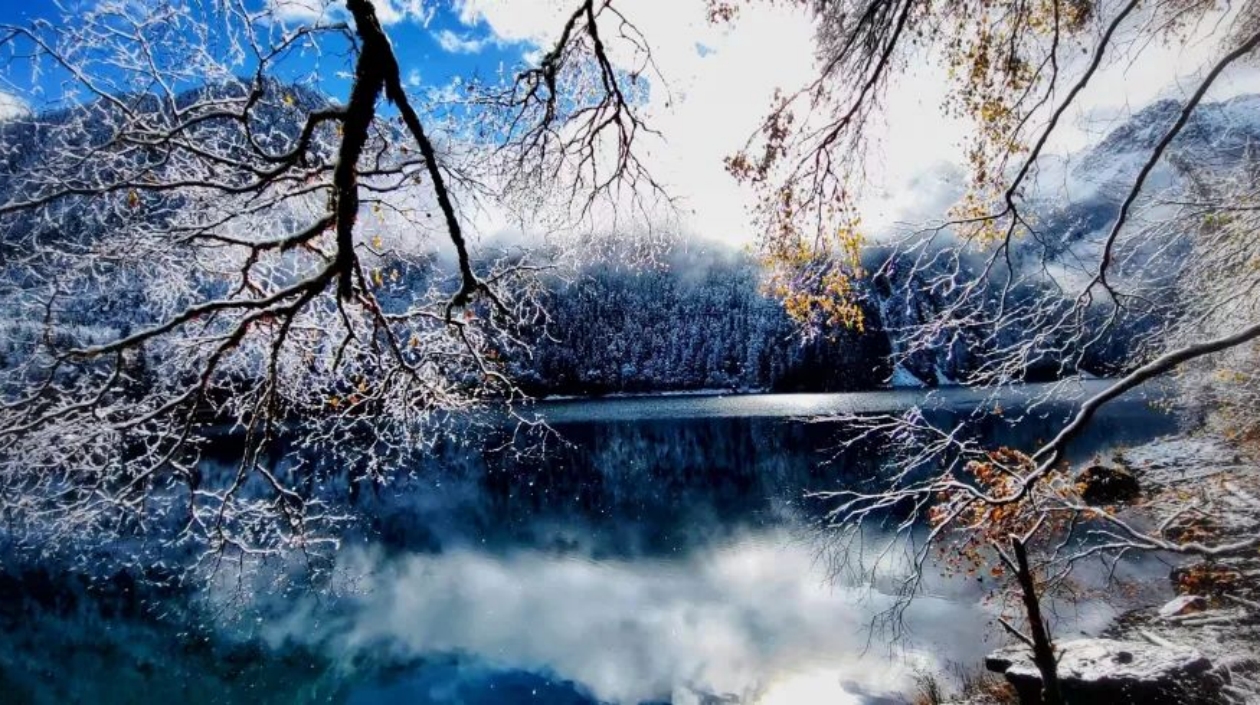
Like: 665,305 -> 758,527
445,1 -> 1260,243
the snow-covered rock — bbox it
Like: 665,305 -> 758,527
986,638 -> 1224,704
888,363 -> 927,388
1158,595 -> 1207,620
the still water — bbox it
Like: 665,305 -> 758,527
0,381 -> 1177,704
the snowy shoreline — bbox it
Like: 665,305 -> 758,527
1099,434 -> 1260,701
958,433 -> 1260,703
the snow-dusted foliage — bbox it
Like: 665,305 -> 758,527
518,245 -> 892,395
1152,127 -> 1260,444
0,0 -> 662,574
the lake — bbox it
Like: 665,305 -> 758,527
0,381 -> 1178,704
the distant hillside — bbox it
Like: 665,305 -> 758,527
4,87 -> 1257,394
513,249 -> 892,396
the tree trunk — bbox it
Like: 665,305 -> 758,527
1012,535 -> 1062,705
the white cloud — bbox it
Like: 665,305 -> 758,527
442,0 -> 826,244
265,0 -> 432,26
452,0 -> 569,46
620,1 -> 822,244
405,68 -> 422,88
373,0 -> 434,27
265,0 -> 340,24
434,28 -> 490,54
0,91 -> 29,122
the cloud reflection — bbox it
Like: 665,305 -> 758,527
271,531 -> 996,704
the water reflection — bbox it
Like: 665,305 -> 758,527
2,384 -> 1178,704
305,534 -> 979,704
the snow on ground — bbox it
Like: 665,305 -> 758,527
888,363 -> 927,388
1101,433 -> 1260,703
950,433 -> 1260,704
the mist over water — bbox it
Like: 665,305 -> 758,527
2,383 -> 1177,704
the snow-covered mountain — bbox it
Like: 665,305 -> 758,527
2,88 -> 1256,392
867,93 -> 1260,387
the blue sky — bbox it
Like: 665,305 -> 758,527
0,0 -> 534,112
